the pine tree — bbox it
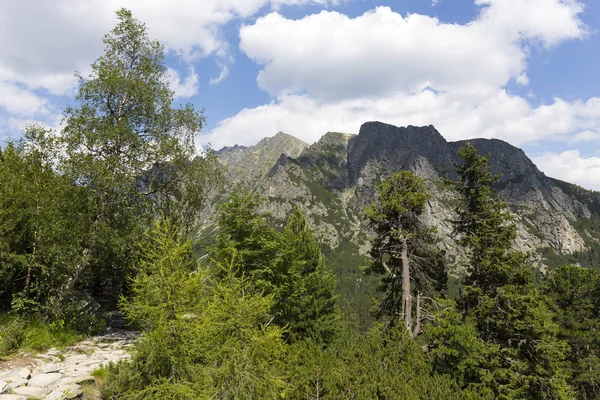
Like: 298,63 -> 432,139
437,143 -> 574,399
363,171 -> 445,335
444,143 -> 528,295
213,188 -> 281,292
106,219 -> 287,399
543,265 -> 600,398
278,205 -> 340,344
214,191 -> 340,344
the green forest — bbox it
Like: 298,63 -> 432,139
1,9 -> 599,400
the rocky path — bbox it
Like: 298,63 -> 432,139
0,331 -> 138,400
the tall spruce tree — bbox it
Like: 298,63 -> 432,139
444,143 -> 528,295
363,171 -> 446,336
431,143 -> 574,399
543,265 -> 600,399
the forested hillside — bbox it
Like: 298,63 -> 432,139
1,9 -> 599,400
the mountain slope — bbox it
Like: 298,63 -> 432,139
205,122 -> 599,326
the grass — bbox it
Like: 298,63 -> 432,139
81,381 -> 102,400
92,366 -> 109,383
0,314 -> 82,357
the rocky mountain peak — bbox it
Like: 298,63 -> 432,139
216,131 -> 308,181
348,122 -> 452,185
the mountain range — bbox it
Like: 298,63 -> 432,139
209,121 -> 600,324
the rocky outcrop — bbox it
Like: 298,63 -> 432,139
217,132 -> 308,182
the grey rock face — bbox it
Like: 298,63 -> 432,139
216,122 -> 597,266
217,131 -> 309,182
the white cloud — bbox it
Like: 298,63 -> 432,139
209,63 -> 230,86
167,67 -> 200,98
532,150 -> 600,190
571,130 -> 600,143
0,0 -> 340,138
202,90 -> 600,149
0,0 -> 339,97
239,3 -> 585,101
206,0 -> 588,149
0,81 -> 48,116
516,73 -> 530,86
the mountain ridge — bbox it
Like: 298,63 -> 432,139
207,121 -> 600,324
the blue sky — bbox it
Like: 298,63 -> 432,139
1,0 -> 600,189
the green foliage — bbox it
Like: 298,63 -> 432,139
543,265 -> 600,398
213,190 -> 340,345
105,219 -> 287,399
0,314 -> 81,356
0,129 -> 92,320
57,7 -> 218,298
284,323 -> 470,399
444,143 -> 529,294
363,171 -> 446,329
276,205 -> 340,344
435,143 -> 575,399
0,8 -> 219,328
119,219 -> 206,381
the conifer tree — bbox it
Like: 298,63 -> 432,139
107,219 -> 287,398
214,191 -> 340,344
444,143 -> 529,295
278,205 -> 340,344
543,265 -> 600,399
363,171 -> 445,335
432,143 -> 574,399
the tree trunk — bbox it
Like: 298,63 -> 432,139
401,236 -> 412,333
24,229 -> 36,291
60,198 -> 105,294
412,292 -> 421,338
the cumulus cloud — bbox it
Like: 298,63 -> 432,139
532,150 -> 600,190
0,0 -> 337,112
167,67 -> 200,98
571,130 -> 600,143
239,3 -> 585,101
0,81 -> 48,116
202,90 -> 600,149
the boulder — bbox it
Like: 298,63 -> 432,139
12,386 -> 51,399
28,372 -> 63,387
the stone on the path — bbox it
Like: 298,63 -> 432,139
0,381 -> 9,394
97,343 -> 110,348
45,383 -> 82,400
59,374 -> 94,385
12,386 -> 51,399
0,394 -> 27,400
41,363 -> 62,373
64,354 -> 87,365
46,348 -> 60,357
36,354 -> 61,363
16,369 -> 29,380
2,375 -> 27,388
28,372 -> 63,387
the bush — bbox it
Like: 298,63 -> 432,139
0,314 -> 81,356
